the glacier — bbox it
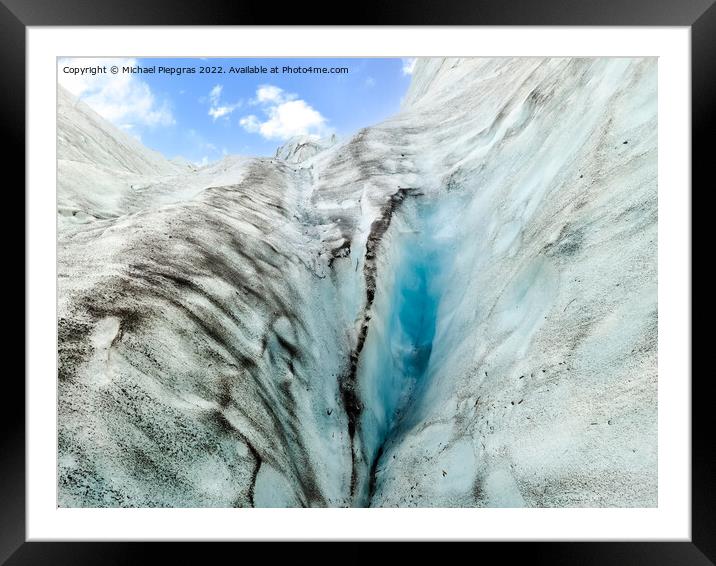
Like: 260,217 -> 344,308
57,57 -> 658,508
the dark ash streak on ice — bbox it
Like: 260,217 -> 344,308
337,187 -> 418,501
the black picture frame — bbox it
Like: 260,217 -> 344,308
6,0 -> 710,562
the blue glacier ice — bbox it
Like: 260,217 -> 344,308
353,201 -> 446,502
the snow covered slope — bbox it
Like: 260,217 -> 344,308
58,58 -> 657,508
57,86 -> 257,229
58,86 -> 182,223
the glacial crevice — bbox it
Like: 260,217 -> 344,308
338,187 -> 421,502
338,188 -> 461,507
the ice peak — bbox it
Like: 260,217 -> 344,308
275,134 -> 337,164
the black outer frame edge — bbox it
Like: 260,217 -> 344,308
1,1 -> 26,565
1,542 -> 715,565
0,0 -> 715,26
8,0 -> 711,563
691,0 -> 716,562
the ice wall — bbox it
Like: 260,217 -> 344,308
368,58 -> 657,507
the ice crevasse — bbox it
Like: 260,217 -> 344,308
57,57 -> 658,508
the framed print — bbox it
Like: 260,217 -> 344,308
8,0 -> 711,562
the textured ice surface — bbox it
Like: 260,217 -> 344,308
57,57 -> 657,507
275,134 -> 337,164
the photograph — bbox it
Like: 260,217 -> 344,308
56,56 -> 658,508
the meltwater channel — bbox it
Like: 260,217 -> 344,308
352,195 -> 460,506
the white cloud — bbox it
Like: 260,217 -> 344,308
209,105 -> 236,120
58,58 -> 174,129
239,84 -> 328,141
238,115 -> 261,133
206,84 -> 241,121
252,84 -> 297,105
402,58 -> 417,76
255,85 -> 286,103
209,84 -> 223,105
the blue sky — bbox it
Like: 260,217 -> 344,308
58,57 -> 417,164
